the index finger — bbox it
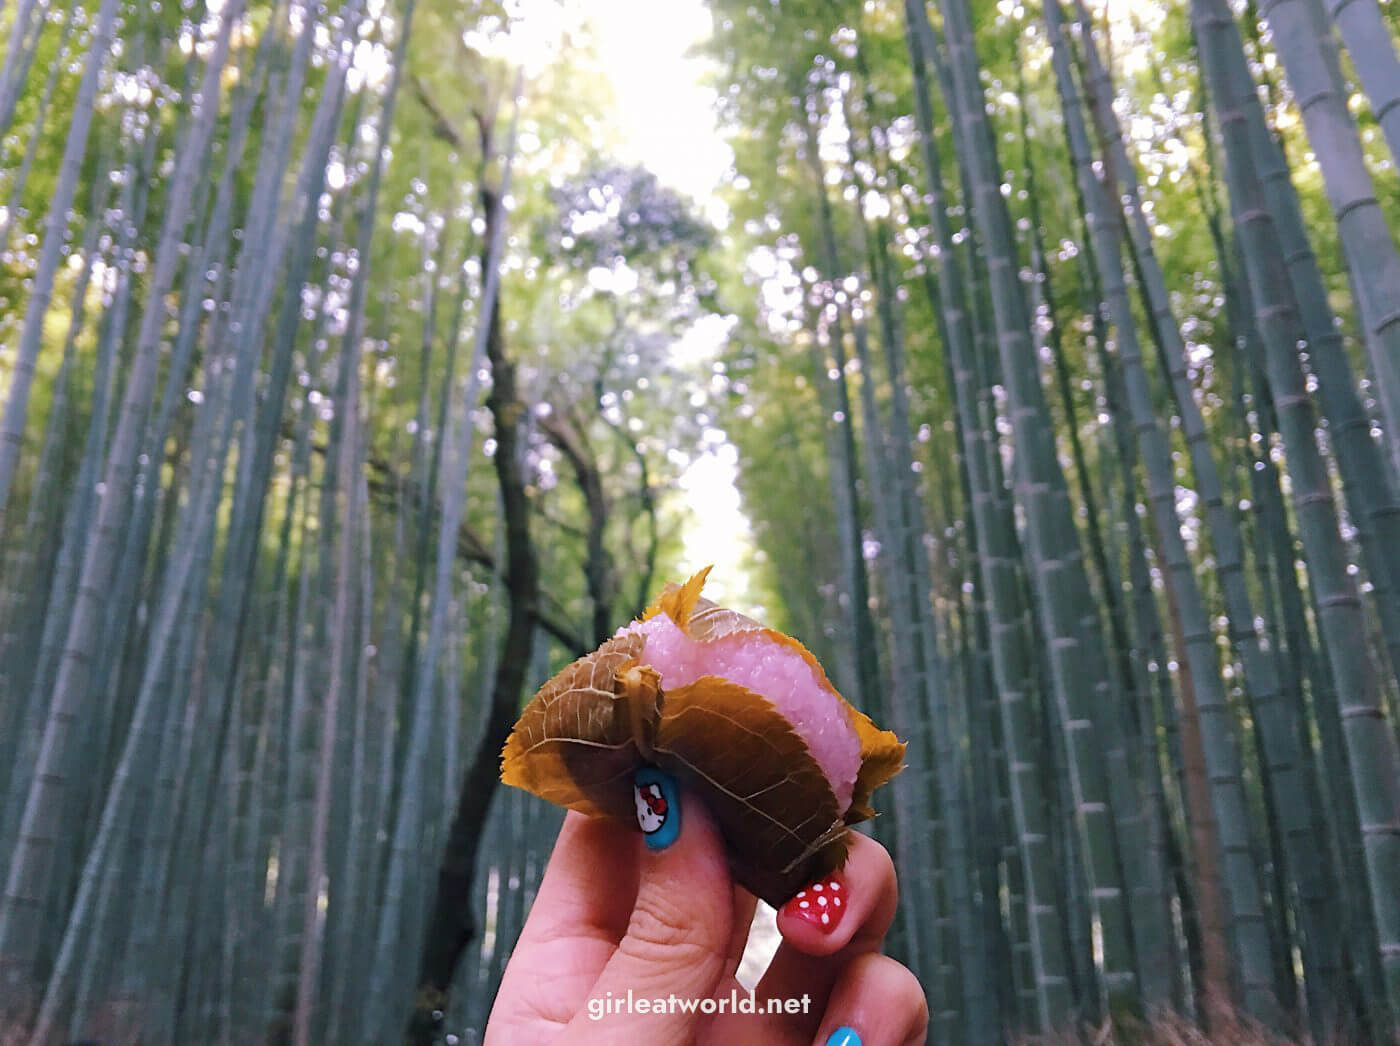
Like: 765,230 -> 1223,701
491,811 -> 641,1028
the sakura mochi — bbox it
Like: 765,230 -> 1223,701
617,611 -> 864,813
501,567 -> 905,905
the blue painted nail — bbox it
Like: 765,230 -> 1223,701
825,1028 -> 861,1046
633,766 -> 680,851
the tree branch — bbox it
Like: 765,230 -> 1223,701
539,405 -> 617,647
299,426 -> 588,657
410,73 -> 466,151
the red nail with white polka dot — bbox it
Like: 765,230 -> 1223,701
782,875 -> 848,933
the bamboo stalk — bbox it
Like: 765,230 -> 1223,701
1195,0 -> 1400,1021
0,0 -> 122,520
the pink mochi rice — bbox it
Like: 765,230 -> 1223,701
618,613 -> 863,812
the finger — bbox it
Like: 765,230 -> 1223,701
774,832 -> 897,957
520,811 -> 642,945
567,768 -> 735,1044
812,953 -> 928,1046
704,834 -> 898,1043
757,831 -> 898,1021
491,812 -> 642,1028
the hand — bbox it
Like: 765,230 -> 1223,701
485,769 -> 928,1045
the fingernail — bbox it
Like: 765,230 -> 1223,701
825,1027 -> 861,1046
632,766 -> 680,851
781,873 -> 847,932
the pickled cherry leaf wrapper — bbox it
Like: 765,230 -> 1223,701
500,633 -> 657,822
653,677 -> 851,904
501,569 -> 906,905
845,700 -> 907,823
644,570 -> 906,818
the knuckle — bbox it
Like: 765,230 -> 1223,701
879,957 -> 930,1035
848,834 -> 900,946
870,840 -> 898,901
895,961 -> 930,1023
619,889 -> 727,978
853,951 -> 928,1012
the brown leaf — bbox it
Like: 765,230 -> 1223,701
652,676 -> 850,906
500,633 -> 656,823
645,570 -> 767,642
642,565 -> 712,626
843,701 -> 907,824
672,607 -> 907,826
683,595 -> 766,642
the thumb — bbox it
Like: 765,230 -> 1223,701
568,767 -> 735,1044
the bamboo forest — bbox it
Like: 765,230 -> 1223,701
5,0 -> 1400,1041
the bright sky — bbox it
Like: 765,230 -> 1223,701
589,0 -> 732,212
470,1 -> 761,610
584,0 -> 762,614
